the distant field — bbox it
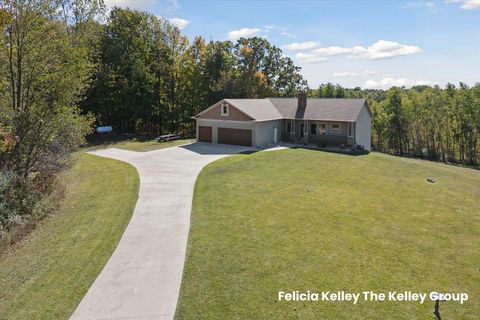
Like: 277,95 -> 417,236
176,149 -> 480,319
0,154 -> 139,319
86,134 -> 194,152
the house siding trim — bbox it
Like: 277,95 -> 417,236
354,104 -> 371,151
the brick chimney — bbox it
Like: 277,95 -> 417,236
297,91 -> 307,109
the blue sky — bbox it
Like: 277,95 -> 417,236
105,0 -> 480,89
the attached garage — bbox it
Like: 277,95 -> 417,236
218,127 -> 252,146
195,99 -> 285,147
198,126 -> 212,142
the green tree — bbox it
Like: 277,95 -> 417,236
384,88 -> 407,155
234,37 -> 305,98
0,0 -> 95,226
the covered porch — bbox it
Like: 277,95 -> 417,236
282,119 -> 355,148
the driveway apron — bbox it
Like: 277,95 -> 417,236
70,142 -> 252,320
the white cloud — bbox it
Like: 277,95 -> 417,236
334,70 -> 377,77
352,40 -> 422,59
280,31 -> 297,39
169,17 -> 189,29
311,46 -> 352,56
364,77 -> 434,89
446,0 -> 480,9
264,25 -> 296,38
297,40 -> 421,62
354,41 -> 420,59
264,24 -> 287,32
334,71 -> 360,77
228,25 -> 296,40
283,41 -> 320,51
167,0 -> 180,11
295,53 -> 327,63
226,28 -> 262,40
401,1 -> 438,12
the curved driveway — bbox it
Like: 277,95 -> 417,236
70,142 -> 252,320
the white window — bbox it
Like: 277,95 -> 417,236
331,124 -> 340,134
318,123 -> 326,135
221,103 -> 229,116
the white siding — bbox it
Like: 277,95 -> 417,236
354,105 -> 371,151
255,120 -> 284,147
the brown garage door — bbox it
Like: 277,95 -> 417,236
198,126 -> 212,142
218,127 -> 252,146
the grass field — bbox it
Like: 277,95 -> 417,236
175,149 -> 480,319
0,154 -> 139,319
86,134 -> 194,152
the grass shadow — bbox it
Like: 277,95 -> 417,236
179,142 -> 256,156
290,145 -> 370,156
237,150 -> 258,155
85,133 -> 157,148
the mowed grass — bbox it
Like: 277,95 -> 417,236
0,154 -> 139,319
86,134 -> 194,152
175,149 -> 480,320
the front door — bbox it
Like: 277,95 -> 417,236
300,123 -> 304,138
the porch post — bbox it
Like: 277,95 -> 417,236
291,120 -> 295,141
304,120 -> 308,143
285,121 -> 288,141
347,122 -> 354,147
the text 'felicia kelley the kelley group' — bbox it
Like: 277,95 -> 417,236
277,291 -> 468,304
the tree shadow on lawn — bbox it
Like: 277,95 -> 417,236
290,145 -> 370,157
84,133 -> 194,152
85,133 -> 156,148
180,142 -> 368,157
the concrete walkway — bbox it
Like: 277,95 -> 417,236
70,142 -> 252,320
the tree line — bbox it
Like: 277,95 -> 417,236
81,7 -> 307,135
0,1 -> 306,236
311,83 -> 480,165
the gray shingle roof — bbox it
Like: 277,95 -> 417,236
268,98 -> 367,122
224,99 -> 284,121
202,98 -> 367,122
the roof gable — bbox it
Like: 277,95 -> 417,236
196,99 -> 283,122
196,100 -> 253,121
224,99 -> 284,121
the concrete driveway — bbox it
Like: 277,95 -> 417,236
70,142 -> 252,320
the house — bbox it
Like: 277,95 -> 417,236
193,93 -> 371,151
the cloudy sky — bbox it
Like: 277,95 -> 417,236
105,0 -> 480,89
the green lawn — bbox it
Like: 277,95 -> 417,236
0,154 -> 139,319
175,149 -> 480,319
86,134 -> 194,152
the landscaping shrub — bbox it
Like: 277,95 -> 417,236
0,169 -> 64,252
